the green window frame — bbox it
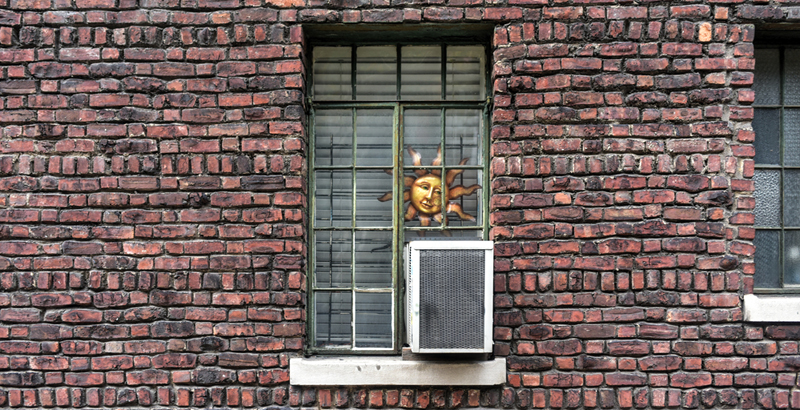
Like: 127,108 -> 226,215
753,44 -> 800,292
308,42 -> 490,353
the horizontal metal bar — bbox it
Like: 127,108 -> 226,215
753,288 -> 800,294
313,227 -> 393,231
753,105 -> 800,108
404,165 -> 484,169
306,347 -> 397,355
405,227 -> 483,231
313,287 -> 394,292
314,166 -> 395,170
754,165 -> 800,169
313,101 -> 487,108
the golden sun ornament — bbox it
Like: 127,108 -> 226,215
378,146 -> 481,228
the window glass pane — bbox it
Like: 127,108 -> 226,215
754,108 -> 780,165
315,231 -> 351,288
785,231 -> 800,285
354,231 -> 392,288
755,230 -> 781,289
445,109 -> 482,166
355,170 -> 393,227
445,169 -> 482,227
754,169 -> 781,227
314,47 -> 352,100
315,292 -> 352,347
315,109 -> 353,167
785,169 -> 800,227
356,109 -> 393,167
446,45 -> 485,100
356,46 -> 396,101
355,292 -> 392,348
404,109 -> 441,167
401,46 -> 441,100
754,48 -> 780,106
315,170 -> 352,227
785,49 -> 800,106
785,109 -> 800,166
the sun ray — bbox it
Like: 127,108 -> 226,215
445,168 -> 462,186
408,147 -> 422,166
404,176 -> 415,187
403,190 -> 410,202
448,184 -> 481,200
447,203 -> 475,221
419,215 -> 431,226
404,205 -> 417,221
378,192 -> 392,202
432,146 -> 441,167
446,158 -> 470,186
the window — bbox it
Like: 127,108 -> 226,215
309,43 -> 488,353
753,45 -> 800,293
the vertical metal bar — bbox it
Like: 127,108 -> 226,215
351,106 -> 357,348
441,44 -> 447,101
393,103 -> 401,351
440,106 -> 448,229
482,99 -> 490,240
352,48 -> 359,345
308,106 -> 317,349
351,46 -> 357,101
396,45 -> 402,101
780,46 -> 786,288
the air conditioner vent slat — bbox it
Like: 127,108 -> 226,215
419,250 -> 485,350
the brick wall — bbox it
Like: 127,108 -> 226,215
0,0 -> 798,408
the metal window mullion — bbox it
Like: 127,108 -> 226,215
350,107 -> 358,349
317,165 -> 405,170
314,102 -> 485,109
405,165 -> 484,169
780,46 -> 786,288
394,104 -> 403,352
754,164 -> 800,169
482,100 -> 490,239
315,227 -> 393,231
440,106 -> 448,229
308,106 -> 317,349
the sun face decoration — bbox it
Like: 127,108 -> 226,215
378,146 -> 481,228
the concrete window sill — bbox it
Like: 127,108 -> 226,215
289,356 -> 506,386
744,294 -> 800,322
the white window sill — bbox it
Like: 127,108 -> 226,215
290,356 -> 506,386
744,294 -> 800,322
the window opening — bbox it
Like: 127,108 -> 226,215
753,45 -> 800,292
309,43 -> 489,353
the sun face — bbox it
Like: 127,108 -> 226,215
410,174 -> 443,215
378,146 -> 481,229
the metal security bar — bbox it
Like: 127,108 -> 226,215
308,44 -> 490,353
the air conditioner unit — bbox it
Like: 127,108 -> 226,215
405,240 -> 494,354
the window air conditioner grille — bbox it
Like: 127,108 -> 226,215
418,249 -> 485,350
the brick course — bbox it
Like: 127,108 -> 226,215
0,0 -> 798,408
